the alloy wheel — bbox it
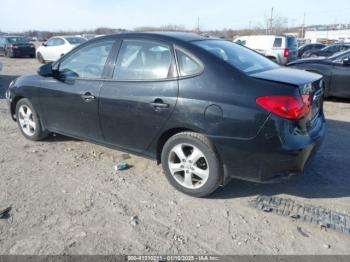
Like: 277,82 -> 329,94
18,105 -> 36,136
168,143 -> 209,189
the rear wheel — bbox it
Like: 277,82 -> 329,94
15,98 -> 49,141
37,52 -> 45,64
161,132 -> 222,197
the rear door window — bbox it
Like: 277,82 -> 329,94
273,38 -> 282,48
113,40 -> 175,80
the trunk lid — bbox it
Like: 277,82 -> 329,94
250,67 -> 322,86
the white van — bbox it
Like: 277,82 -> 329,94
234,35 -> 298,65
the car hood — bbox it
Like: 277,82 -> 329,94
288,57 -> 327,65
250,67 -> 322,86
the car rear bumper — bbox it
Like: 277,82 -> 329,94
209,113 -> 326,183
10,48 -> 35,57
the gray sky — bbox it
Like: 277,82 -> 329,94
1,0 -> 349,32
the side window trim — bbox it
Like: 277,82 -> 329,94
54,39 -> 117,80
110,38 -> 178,82
174,45 -> 204,79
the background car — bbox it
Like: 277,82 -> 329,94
6,32 -> 325,197
302,44 -> 350,58
234,35 -> 298,64
298,43 -> 326,58
288,50 -> 350,98
36,36 -> 87,63
0,35 -> 36,58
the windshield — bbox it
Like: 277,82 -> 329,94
65,37 -> 87,45
7,37 -> 29,44
194,40 -> 279,74
321,45 -> 334,51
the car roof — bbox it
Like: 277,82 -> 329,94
107,32 -> 209,42
330,43 -> 350,46
236,35 -> 289,39
49,36 -> 84,39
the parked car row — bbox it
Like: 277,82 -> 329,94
234,35 -> 350,63
299,43 -> 350,58
0,35 -> 87,63
289,49 -> 350,98
0,35 -> 36,58
233,34 -> 350,99
234,35 -> 298,65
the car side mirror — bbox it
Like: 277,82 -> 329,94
42,42 -> 47,47
38,63 -> 54,77
56,68 -> 79,83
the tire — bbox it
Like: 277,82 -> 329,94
15,98 -> 49,141
37,52 -> 45,64
161,132 -> 222,197
5,50 -> 13,58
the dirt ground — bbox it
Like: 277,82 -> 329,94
0,57 -> 350,255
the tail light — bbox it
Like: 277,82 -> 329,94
284,48 -> 289,58
256,95 -> 312,120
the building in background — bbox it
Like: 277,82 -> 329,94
305,29 -> 350,44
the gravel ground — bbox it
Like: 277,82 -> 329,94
0,57 -> 350,255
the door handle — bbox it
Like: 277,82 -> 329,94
150,99 -> 169,109
81,92 -> 96,102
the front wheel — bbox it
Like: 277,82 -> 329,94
161,132 -> 222,197
15,98 -> 49,141
36,52 -> 45,64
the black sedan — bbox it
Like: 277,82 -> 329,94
0,36 -> 36,58
298,43 -> 326,58
302,44 -> 350,58
289,50 -> 350,98
6,32 -> 325,197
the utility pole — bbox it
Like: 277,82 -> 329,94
269,8 -> 274,34
197,17 -> 200,33
301,12 -> 306,38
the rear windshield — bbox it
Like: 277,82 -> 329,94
287,37 -> 297,49
6,37 -> 29,44
65,37 -> 87,45
194,40 -> 279,74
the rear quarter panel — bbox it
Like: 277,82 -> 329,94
156,49 -> 299,141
